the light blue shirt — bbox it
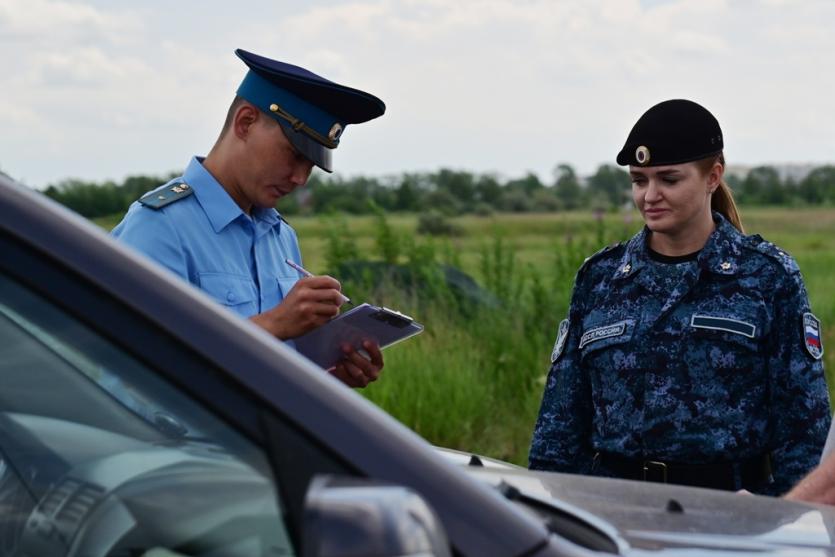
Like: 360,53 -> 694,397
112,157 -> 302,318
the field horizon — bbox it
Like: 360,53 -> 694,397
96,207 -> 835,465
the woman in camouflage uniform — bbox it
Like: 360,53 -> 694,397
529,99 -> 830,495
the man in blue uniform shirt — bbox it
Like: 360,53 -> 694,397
113,49 -> 385,387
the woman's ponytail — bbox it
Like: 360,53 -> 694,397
699,153 -> 744,233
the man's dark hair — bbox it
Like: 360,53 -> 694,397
219,96 -> 249,139
218,96 -> 278,142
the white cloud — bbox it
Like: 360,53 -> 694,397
28,47 -> 143,86
0,0 -> 138,43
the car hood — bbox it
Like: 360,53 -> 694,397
456,463 -> 835,554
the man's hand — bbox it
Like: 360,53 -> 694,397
785,451 -> 835,504
250,276 -> 345,339
328,340 -> 384,388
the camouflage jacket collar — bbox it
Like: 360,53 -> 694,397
697,213 -> 746,275
613,212 -> 744,281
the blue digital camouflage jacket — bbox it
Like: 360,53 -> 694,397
529,213 -> 830,495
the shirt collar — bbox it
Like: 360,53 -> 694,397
614,212 -> 742,280
184,157 -> 280,233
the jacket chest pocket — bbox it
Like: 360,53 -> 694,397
198,273 -> 258,309
687,314 -> 764,373
579,319 -> 636,363
579,319 -> 639,424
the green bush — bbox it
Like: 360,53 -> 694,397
417,210 -> 461,236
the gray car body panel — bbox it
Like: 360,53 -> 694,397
455,463 -> 835,554
3,174 -> 835,556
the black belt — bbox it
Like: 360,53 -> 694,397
594,451 -> 772,491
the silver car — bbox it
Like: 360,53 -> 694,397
1,173 -> 834,557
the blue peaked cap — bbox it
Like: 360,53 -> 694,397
235,49 -> 385,173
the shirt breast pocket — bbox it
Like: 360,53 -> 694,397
277,276 -> 299,300
198,272 -> 258,313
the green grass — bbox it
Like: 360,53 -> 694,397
97,208 -> 835,465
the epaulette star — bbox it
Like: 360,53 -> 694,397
139,182 -> 194,210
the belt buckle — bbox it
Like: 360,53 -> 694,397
643,460 -> 668,483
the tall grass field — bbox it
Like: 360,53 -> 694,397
97,208 -> 835,465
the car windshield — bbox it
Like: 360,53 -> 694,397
0,272 -> 294,556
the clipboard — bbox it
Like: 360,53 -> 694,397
294,303 -> 424,369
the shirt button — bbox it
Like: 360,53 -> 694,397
226,291 -> 236,303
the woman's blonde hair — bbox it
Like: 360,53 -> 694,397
695,153 -> 744,233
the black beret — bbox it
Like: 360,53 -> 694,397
616,99 -> 723,167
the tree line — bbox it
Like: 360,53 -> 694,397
35,163 -> 835,219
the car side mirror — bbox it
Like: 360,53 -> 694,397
302,475 -> 451,557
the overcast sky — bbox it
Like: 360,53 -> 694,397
1,0 -> 833,188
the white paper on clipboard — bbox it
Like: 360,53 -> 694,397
293,303 -> 424,369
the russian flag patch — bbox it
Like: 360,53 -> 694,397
803,312 -> 824,360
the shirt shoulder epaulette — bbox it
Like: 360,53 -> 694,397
742,234 -> 800,275
139,181 -> 194,210
578,242 -> 624,279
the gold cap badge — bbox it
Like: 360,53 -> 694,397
635,146 -> 651,166
328,123 -> 343,141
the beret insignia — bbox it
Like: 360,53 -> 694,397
635,145 -> 651,166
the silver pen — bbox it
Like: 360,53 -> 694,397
285,258 -> 352,305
